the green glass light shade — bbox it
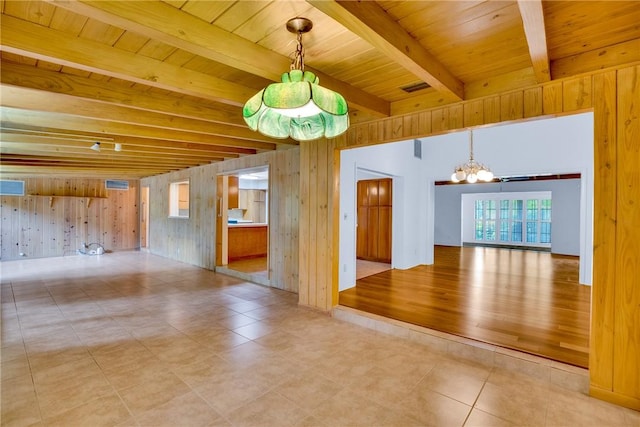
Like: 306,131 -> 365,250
243,69 -> 349,141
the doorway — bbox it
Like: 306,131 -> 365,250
356,178 -> 392,279
215,167 -> 269,285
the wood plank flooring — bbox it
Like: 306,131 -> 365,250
340,246 -> 591,368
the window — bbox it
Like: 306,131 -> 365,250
465,191 -> 552,248
169,181 -> 189,218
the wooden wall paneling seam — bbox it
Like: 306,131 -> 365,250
272,153 -> 283,289
543,81 -> 564,115
483,96 -> 502,125
563,76 -> 593,112
523,87 -> 543,118
613,65 -> 640,401
316,138 -> 329,311
464,99 -> 484,127
308,140 -> 319,308
500,91 -> 524,121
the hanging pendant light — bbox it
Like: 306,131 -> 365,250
243,17 -> 349,141
450,130 -> 494,183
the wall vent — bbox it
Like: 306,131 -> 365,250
401,81 -> 431,93
0,180 -> 25,196
414,139 -> 422,159
105,180 -> 129,190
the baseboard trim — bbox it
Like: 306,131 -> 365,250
590,386 -> 640,411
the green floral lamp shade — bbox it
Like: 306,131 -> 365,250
243,69 -> 349,141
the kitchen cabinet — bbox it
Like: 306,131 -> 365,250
238,189 -> 267,223
228,176 -> 239,208
228,224 -> 267,261
357,178 -> 392,263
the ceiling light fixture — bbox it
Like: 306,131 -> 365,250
243,17 -> 349,141
451,130 -> 494,183
90,142 -> 101,152
114,143 -> 122,152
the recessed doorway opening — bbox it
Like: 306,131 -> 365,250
215,166 -> 269,285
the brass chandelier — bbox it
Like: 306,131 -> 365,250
450,130 -> 494,183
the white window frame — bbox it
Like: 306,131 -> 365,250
462,191 -> 552,249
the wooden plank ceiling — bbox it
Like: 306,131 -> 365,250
1,0 -> 639,178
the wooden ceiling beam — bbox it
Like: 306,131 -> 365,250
0,165 -> 162,179
308,0 -> 464,100
0,14 -> 255,107
0,61 -> 246,127
517,0 -> 551,83
0,132 -> 240,159
0,152 -> 215,168
0,142 -> 226,163
1,107 -> 278,151
0,157 -> 186,171
0,130 -> 254,157
0,85 -> 297,145
46,0 -> 390,118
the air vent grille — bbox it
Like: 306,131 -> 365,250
414,139 -> 422,159
105,180 -> 129,190
401,81 -> 431,93
0,180 -> 25,196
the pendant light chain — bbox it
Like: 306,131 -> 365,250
290,31 -> 305,72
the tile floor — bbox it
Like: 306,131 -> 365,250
1,251 -> 638,427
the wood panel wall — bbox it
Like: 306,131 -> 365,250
0,178 -> 139,260
298,65 -> 639,410
140,148 -> 299,293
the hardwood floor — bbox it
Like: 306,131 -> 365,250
340,246 -> 591,368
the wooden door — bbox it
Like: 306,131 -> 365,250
356,178 -> 392,263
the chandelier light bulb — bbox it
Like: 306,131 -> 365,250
451,172 -> 460,183
467,173 -> 478,183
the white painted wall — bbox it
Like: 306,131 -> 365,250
339,112 -> 594,290
437,180 -> 582,255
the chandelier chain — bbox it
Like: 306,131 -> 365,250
290,32 -> 305,72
